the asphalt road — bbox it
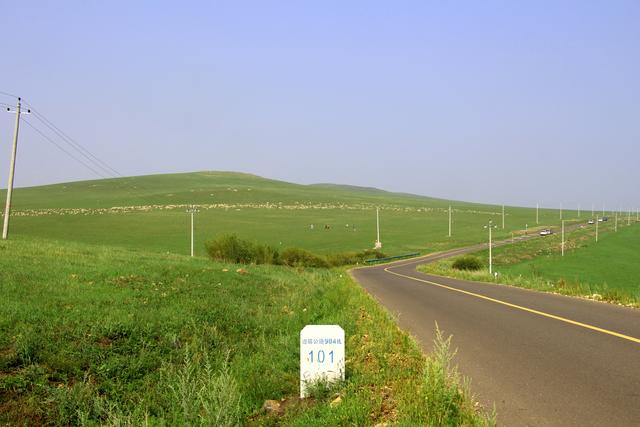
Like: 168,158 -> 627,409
351,235 -> 640,426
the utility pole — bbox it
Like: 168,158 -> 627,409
561,203 -> 564,220
561,220 -> 565,256
484,220 -> 497,275
186,205 -> 199,257
2,97 -> 24,240
374,207 -> 382,249
448,205 -> 452,237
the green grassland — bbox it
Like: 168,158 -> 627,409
419,219 -> 640,306
4,171 -> 571,256
0,236 -> 493,425
0,171 -> 589,425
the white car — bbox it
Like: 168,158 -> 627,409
539,229 -> 552,236
587,219 -> 595,224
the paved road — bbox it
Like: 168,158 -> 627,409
351,236 -> 640,426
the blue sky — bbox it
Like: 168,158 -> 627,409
1,1 -> 638,208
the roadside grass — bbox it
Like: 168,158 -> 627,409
0,236 -> 494,425
419,220 -> 640,307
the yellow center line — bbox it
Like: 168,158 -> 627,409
384,267 -> 640,345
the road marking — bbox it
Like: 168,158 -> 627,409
384,267 -> 640,345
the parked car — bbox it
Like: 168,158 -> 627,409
587,219 -> 595,224
539,229 -> 552,236
602,217 -> 609,222
598,218 -> 604,222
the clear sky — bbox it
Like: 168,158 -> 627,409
1,1 -> 638,209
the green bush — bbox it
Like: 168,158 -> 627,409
205,234 -> 386,268
204,234 -> 279,265
280,247 -> 330,268
451,256 -> 483,271
326,249 -> 386,266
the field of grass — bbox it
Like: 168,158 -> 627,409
3,171 -> 574,256
0,236 -> 493,425
419,218 -> 640,306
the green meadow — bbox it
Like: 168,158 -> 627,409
501,221 -> 640,299
0,236 -> 493,425
4,171 -> 570,256
0,171 -> 590,425
420,218 -> 640,306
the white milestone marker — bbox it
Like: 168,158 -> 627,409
300,325 -> 345,398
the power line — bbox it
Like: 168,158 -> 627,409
21,118 -> 108,178
21,101 -> 122,177
0,90 -> 19,99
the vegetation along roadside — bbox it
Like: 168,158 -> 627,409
0,236 -> 494,426
419,220 -> 640,307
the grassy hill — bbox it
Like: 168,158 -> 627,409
3,171 -> 571,256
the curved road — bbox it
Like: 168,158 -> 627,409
351,236 -> 640,426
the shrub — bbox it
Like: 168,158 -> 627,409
205,234 -> 385,268
326,249 -> 386,266
204,234 -> 279,265
280,248 -> 330,268
451,256 -> 483,271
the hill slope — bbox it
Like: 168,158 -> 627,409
2,171 -> 569,256
3,171 -> 455,210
